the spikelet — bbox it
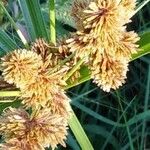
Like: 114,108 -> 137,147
0,107 -> 68,150
90,52 -> 129,92
31,38 -> 61,69
32,38 -> 70,73
31,38 -> 51,61
1,49 -> 42,88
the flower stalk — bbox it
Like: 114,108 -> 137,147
49,0 -> 56,45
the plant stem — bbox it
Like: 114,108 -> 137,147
49,53 -> 75,75
64,58 -> 85,81
49,0 -> 56,45
0,2 -> 28,48
0,91 -> 20,97
69,110 -> 94,150
135,0 -> 150,14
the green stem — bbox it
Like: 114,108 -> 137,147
69,111 -> 94,150
135,0 -> 150,14
64,58 -> 85,81
49,0 -> 56,45
0,91 -> 20,97
0,2 -> 28,48
49,53 -> 75,75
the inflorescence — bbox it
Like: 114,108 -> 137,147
0,0 -> 139,149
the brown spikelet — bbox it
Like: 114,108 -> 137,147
31,38 -> 57,61
31,38 -> 69,72
0,77 -> 16,90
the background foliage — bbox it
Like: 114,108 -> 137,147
0,0 -> 150,150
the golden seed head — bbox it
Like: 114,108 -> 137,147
82,0 -> 125,34
0,108 -> 69,150
90,54 -> 129,92
1,49 -> 42,88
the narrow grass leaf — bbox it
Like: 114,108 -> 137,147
0,30 -> 18,56
18,0 -> 49,41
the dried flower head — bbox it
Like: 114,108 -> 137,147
90,53 -> 129,92
31,38 -> 51,61
1,49 -> 42,88
0,107 -> 68,150
82,0 -> 126,35
21,70 -> 68,108
32,38 -> 69,72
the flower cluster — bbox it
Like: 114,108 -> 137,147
0,108 -> 68,150
0,0 -> 140,149
0,39 -> 72,150
63,0 -> 140,92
